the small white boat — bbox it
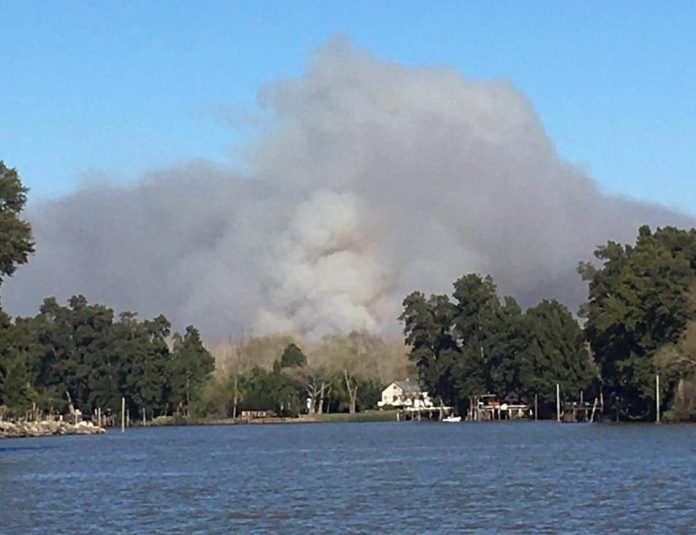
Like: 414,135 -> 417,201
442,415 -> 461,423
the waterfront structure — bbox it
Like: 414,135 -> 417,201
378,380 -> 433,409
467,394 -> 530,421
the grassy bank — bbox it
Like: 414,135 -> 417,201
145,410 -> 398,427
308,410 -> 397,423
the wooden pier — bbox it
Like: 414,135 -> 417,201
394,388 -> 605,423
560,398 -> 603,423
396,405 -> 454,421
467,394 -> 530,421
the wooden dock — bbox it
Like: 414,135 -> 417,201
467,394 -> 530,421
396,405 -> 454,421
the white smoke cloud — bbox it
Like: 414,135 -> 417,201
3,38 -> 693,340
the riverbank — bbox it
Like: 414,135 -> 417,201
147,410 -> 398,427
0,420 -> 106,439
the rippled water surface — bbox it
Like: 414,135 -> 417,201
2,422 -> 696,533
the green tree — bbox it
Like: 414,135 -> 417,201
580,226 -> 696,419
0,310 -> 40,414
279,343 -> 307,369
1,354 -> 36,414
170,325 -> 215,416
0,162 -> 34,409
400,291 -> 459,407
115,313 -> 172,418
237,366 -> 301,416
19,295 -> 184,420
485,296 -> 529,402
402,273 -> 596,417
522,300 -> 596,414
0,161 -> 34,286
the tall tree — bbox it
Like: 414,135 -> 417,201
400,291 -> 459,407
0,162 -> 34,286
278,343 -> 307,369
402,273 -> 596,416
580,226 -> 696,418
0,162 -> 34,410
522,300 -> 596,412
170,325 -> 215,416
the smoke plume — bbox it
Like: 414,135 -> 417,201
4,38 -> 694,340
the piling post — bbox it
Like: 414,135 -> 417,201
534,394 -> 538,421
656,375 -> 661,424
589,398 -> 598,423
121,397 -> 125,432
556,384 -> 561,423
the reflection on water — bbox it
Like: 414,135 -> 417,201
1,422 -> 696,533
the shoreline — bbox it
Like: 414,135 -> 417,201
144,414 -> 693,428
146,410 -> 399,428
0,420 -> 106,439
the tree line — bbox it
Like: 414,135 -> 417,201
0,162 -> 217,420
0,296 -> 214,419
0,161 -> 400,420
402,225 -> 696,421
197,335 -> 388,419
400,275 -> 596,417
2,160 -> 696,422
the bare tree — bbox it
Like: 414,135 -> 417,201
289,365 -> 331,415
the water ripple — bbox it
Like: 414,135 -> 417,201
2,422 -> 696,533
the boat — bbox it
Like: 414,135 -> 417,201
442,415 -> 461,423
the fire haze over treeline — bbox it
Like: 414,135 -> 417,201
4,38 -> 694,344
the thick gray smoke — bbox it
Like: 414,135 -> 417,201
4,39 -> 694,339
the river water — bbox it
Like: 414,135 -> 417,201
1,421 -> 695,533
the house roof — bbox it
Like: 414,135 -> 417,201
393,380 -> 423,395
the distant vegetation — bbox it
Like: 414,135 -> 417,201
580,226 -> 696,420
0,162 -> 407,420
401,276 -> 596,418
0,294 -> 214,419
0,163 -> 215,419
0,161 -> 695,422
403,225 -> 696,421
197,333 -> 399,419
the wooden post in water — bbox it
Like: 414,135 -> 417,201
534,394 -> 538,421
121,397 -> 125,432
556,384 -> 561,423
589,398 -> 598,423
656,374 -> 661,424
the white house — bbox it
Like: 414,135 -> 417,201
378,380 -> 433,409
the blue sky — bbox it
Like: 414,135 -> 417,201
1,1 -> 695,215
